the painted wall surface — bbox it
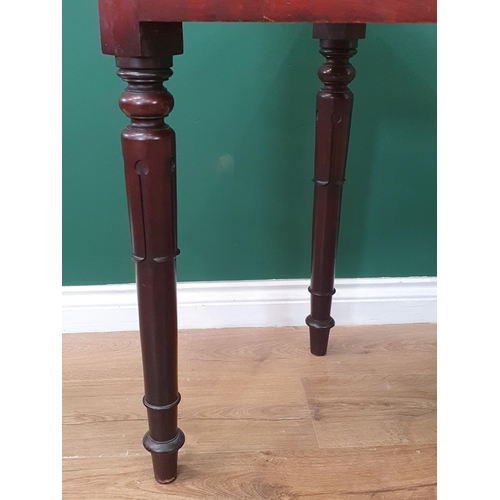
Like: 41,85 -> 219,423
63,4 -> 436,286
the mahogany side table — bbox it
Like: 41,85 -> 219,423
97,0 -> 436,484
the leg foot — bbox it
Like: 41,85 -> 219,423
151,453 -> 179,484
306,315 -> 335,356
144,428 -> 185,483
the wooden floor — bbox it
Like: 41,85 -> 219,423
63,324 -> 436,499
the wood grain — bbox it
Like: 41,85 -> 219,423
62,330 -> 190,382
63,415 -> 318,457
63,376 -> 311,425
185,324 -> 436,379
63,446 -> 437,500
63,324 -> 436,498
303,373 -> 436,449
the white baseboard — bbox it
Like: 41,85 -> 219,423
62,277 -> 436,334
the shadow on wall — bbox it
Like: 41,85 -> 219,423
174,24 -> 436,281
181,24 -> 318,280
340,24 -> 437,278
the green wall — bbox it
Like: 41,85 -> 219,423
63,4 -> 436,286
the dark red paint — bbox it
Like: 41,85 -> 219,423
98,0 -> 436,56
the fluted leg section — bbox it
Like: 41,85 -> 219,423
307,24 -> 366,356
117,55 -> 184,483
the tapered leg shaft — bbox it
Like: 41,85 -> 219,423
117,55 -> 184,483
307,24 -> 366,356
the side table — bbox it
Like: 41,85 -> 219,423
97,0 -> 436,483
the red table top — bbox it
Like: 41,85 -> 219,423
99,0 -> 436,56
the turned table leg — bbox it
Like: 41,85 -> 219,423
307,24 -> 366,356
116,55 -> 184,483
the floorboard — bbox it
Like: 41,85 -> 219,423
62,324 -> 437,499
